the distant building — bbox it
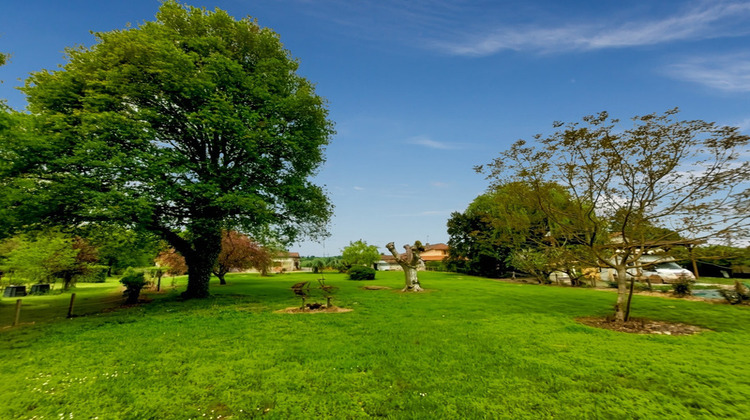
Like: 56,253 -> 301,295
274,252 -> 301,272
421,243 -> 449,263
244,251 -> 300,273
374,254 -> 401,271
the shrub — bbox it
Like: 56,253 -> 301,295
120,267 -> 147,304
671,275 -> 695,297
719,281 -> 750,305
424,261 -> 446,272
348,266 -> 376,280
76,265 -> 109,283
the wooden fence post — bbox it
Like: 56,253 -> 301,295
67,293 -> 77,318
13,299 -> 22,327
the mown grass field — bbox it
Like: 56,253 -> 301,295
2,271 -> 750,419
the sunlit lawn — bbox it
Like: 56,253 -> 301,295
2,271 -> 749,419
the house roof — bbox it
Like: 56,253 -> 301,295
425,243 -> 449,251
380,254 -> 398,263
275,252 -> 300,258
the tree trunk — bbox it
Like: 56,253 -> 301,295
184,255 -> 214,298
688,246 -> 700,280
213,268 -> 228,285
613,266 -> 628,323
624,276 -> 636,322
403,267 -> 423,292
386,242 -> 424,292
181,223 -> 222,299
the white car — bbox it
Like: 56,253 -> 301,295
634,260 -> 695,283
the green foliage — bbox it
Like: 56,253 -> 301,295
479,109 -> 750,321
119,267 -> 147,304
508,248 -> 556,284
328,258 -> 350,273
86,228 -> 161,276
341,239 -> 380,267
76,265 -> 109,283
446,210 -> 511,277
347,266 -> 376,280
1,1 -> 333,298
301,258 -> 323,273
301,257 -> 349,273
672,275 -> 695,297
447,182 -> 578,278
424,260 -> 446,271
1,231 -> 79,285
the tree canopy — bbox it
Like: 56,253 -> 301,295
213,230 -> 272,283
479,109 -> 750,322
0,1 -> 334,298
341,239 -> 380,267
446,181 -> 577,279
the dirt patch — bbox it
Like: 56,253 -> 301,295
362,285 -> 391,290
275,305 -> 353,314
577,316 -> 707,335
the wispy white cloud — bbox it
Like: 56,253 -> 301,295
433,1 -> 750,56
353,186 -> 365,191
667,53 -> 750,92
735,117 -> 750,132
408,135 -> 459,150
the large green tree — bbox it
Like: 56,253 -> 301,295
479,109 -> 750,322
446,181 -> 579,280
0,2 -> 333,298
341,239 -> 380,267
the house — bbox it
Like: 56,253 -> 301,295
374,254 -> 401,271
420,243 -> 449,263
274,252 -> 301,272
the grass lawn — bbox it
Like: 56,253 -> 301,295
1,271 -> 749,419
697,276 -> 746,286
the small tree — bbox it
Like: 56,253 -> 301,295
213,230 -> 259,285
120,267 -> 147,305
1,231 -> 98,289
341,239 -> 380,268
304,258 -> 327,274
248,246 -> 274,276
155,249 -> 188,277
479,109 -> 750,323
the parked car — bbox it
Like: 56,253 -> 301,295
638,260 -> 695,283
603,256 -> 696,284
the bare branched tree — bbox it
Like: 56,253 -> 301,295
479,109 -> 750,322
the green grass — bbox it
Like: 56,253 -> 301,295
698,276 -> 747,286
2,271 -> 750,419
0,281 -> 126,328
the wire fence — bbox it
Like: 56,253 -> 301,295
1,289 -> 130,329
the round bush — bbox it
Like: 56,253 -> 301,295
347,266 -> 376,280
120,267 -> 147,304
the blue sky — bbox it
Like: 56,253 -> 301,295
1,0 -> 749,256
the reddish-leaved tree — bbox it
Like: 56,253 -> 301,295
155,249 -> 188,277
213,231 -> 267,284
